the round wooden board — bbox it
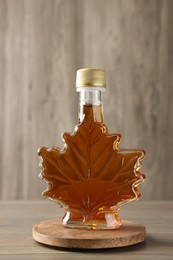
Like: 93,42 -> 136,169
32,218 -> 146,249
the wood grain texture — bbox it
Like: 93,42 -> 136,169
32,218 -> 146,248
0,0 -> 173,200
0,201 -> 173,258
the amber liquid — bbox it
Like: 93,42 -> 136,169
39,104 -> 145,229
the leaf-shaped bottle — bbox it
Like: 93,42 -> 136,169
38,68 -> 145,230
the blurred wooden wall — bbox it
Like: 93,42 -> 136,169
0,0 -> 173,200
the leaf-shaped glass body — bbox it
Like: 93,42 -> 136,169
38,92 -> 145,230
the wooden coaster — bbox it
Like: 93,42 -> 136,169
32,218 -> 146,249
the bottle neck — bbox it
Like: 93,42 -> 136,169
77,88 -> 104,123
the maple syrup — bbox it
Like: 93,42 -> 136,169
38,68 -> 145,230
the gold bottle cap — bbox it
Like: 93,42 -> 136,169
76,68 -> 106,89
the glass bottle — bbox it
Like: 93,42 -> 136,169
38,68 -> 145,230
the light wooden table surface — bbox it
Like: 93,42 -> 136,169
0,201 -> 173,259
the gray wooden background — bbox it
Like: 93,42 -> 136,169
0,0 -> 173,200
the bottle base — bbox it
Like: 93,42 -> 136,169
63,221 -> 121,230
62,211 -> 121,230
